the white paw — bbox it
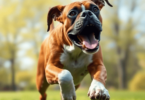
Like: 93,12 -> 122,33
58,70 -> 76,100
61,88 -> 76,100
88,79 -> 110,100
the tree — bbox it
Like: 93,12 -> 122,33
101,0 -> 145,89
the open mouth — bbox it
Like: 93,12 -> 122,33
68,24 -> 101,53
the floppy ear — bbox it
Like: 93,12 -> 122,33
91,0 -> 105,10
91,0 -> 113,10
47,5 -> 65,32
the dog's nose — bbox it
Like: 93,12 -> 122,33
80,10 -> 93,18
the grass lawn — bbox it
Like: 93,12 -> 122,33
0,89 -> 145,100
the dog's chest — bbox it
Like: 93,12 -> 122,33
60,45 -> 93,85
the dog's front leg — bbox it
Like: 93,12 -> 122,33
87,65 -> 110,100
58,70 -> 76,100
45,64 -> 76,100
87,46 -> 110,100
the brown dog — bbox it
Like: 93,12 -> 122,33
36,0 -> 112,100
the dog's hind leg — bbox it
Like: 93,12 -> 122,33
36,73 -> 49,100
36,69 -> 49,100
36,48 -> 49,100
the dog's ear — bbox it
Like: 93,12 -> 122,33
91,0 -> 105,10
91,0 -> 113,10
47,5 -> 65,32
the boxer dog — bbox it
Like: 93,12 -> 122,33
36,0 -> 113,100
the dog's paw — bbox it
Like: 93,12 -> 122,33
88,79 -> 110,100
61,89 -> 76,100
58,70 -> 76,100
59,79 -> 76,100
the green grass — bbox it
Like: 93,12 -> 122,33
0,89 -> 145,100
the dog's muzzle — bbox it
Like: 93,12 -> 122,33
68,10 -> 102,53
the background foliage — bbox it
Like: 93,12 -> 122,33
0,0 -> 145,93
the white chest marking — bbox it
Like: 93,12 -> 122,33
60,44 -> 93,85
81,4 -> 85,11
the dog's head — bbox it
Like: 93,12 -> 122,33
47,0 -> 112,54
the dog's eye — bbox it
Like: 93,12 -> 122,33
69,11 -> 77,16
93,7 -> 98,12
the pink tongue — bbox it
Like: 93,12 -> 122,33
82,34 -> 98,49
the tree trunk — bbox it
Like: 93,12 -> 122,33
10,50 -> 16,91
116,46 -> 127,89
116,42 -> 130,89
